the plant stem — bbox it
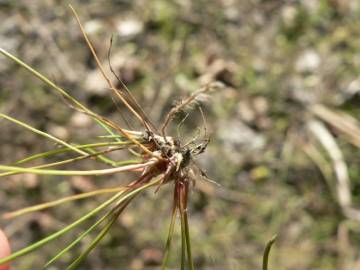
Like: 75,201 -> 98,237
0,177 -> 161,265
13,141 -> 136,165
0,113 -> 87,156
161,199 -> 178,270
183,208 -> 195,270
44,207 -> 116,267
0,161 -> 156,177
262,235 -> 277,270
4,186 -> 129,219
66,195 -> 136,270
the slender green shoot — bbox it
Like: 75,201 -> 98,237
180,211 -> 186,270
65,196 -> 136,270
98,135 -> 127,139
0,160 -> 155,177
0,146 -> 140,178
0,177 -> 161,265
4,186 -> 129,219
183,208 -> 194,270
13,141 -> 136,166
0,48 -> 118,136
0,192 -> 122,265
65,212 -> 119,270
262,235 -> 277,270
0,113 -> 87,156
161,203 -> 177,269
0,47 -> 145,156
44,207 -> 116,267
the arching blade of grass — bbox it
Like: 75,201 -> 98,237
0,113 -> 87,156
0,113 -> 124,168
0,146 -> 141,178
45,180 -> 151,268
0,48 -> 123,137
262,235 -> 277,270
182,208 -> 194,270
161,190 -> 178,270
65,208 -> 121,270
12,141 -> 137,166
0,177 -> 161,265
0,192 -> 122,265
84,145 -> 118,166
65,195 -> 136,270
1,40 -> 156,160
0,160 -> 155,177
98,135 -> 130,139
4,186 -> 129,219
0,48 -> 87,113
178,181 -> 194,270
44,207 -> 116,268
68,5 -> 163,159
0,113 -> 139,167
68,5 -> 149,132
0,48 -> 147,156
180,210 -> 186,270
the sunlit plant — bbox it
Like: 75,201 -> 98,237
0,5 -> 221,270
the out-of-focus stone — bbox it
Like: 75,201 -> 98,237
141,248 -> 162,265
281,5 -> 297,28
237,101 -> 256,123
84,20 -> 103,35
22,174 -> 39,189
295,50 -> 320,73
70,111 -> 92,128
47,124 -> 69,141
345,78 -> 360,97
253,96 -> 269,115
83,69 -> 108,95
70,176 -> 95,192
117,18 -> 143,37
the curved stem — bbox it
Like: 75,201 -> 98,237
0,161 -> 156,177
161,188 -> 178,270
262,235 -> 277,270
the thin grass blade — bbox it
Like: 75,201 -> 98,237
0,161 -> 155,177
180,210 -> 186,270
161,188 -> 178,270
262,235 -> 277,270
0,113 -> 87,156
65,196 -> 135,270
0,48 -> 118,135
44,207 -> 116,268
161,204 -> 177,270
13,141 -> 135,166
0,177 -> 161,265
4,186 -> 128,219
182,208 -> 195,270
0,145 -> 139,178
0,192 -> 123,265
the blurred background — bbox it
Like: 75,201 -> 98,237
0,0 -> 360,269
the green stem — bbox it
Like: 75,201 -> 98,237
183,209 -> 195,270
44,207 -> 116,267
65,195 -> 136,270
262,235 -> 277,270
0,161 -> 154,177
0,113 -> 87,156
0,178 -> 161,265
0,193 -> 121,265
180,209 -> 186,270
0,146 -> 140,178
161,203 -> 177,270
14,141 -> 135,165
